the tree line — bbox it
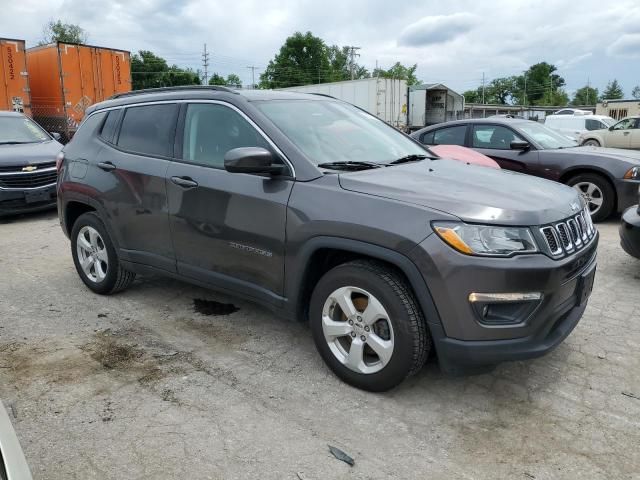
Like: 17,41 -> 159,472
39,20 -> 640,102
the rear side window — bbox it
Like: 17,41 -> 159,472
100,109 -> 121,142
117,104 -> 178,157
429,125 -> 467,146
585,119 -> 606,131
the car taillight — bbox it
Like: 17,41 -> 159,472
56,152 -> 65,173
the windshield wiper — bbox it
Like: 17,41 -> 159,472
317,161 -> 382,171
0,141 -> 33,145
386,154 -> 429,165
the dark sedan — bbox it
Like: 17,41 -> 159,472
0,111 -> 63,217
620,201 -> 640,259
411,119 -> 640,222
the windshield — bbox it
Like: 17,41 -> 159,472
0,116 -> 50,144
254,99 -> 428,165
517,121 -> 578,149
602,117 -> 616,127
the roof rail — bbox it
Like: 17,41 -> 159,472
309,93 -> 338,100
110,85 -> 238,100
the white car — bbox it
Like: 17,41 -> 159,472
0,402 -> 32,479
545,114 -> 615,141
579,116 -> 640,149
553,108 -> 593,115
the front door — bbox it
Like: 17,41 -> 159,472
166,102 -> 293,303
606,118 -> 635,148
469,124 -> 540,175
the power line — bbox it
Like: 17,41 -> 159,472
346,46 -> 361,80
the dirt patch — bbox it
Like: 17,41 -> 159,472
88,336 -> 142,370
177,316 -> 247,347
193,298 -> 239,316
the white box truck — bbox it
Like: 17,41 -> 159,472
277,77 -> 408,128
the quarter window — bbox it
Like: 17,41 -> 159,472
472,125 -> 523,150
181,103 -> 270,168
99,109 -> 121,142
117,104 -> 178,157
585,119 -> 607,131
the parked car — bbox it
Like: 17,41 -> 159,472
579,116 -> 640,149
0,401 -> 33,479
0,111 -> 63,216
429,144 -> 500,169
411,118 -> 640,222
554,108 -> 592,115
58,86 -> 598,391
620,195 -> 640,259
545,114 -> 615,141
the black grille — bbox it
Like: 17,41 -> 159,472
0,169 -> 57,189
539,209 -> 596,258
557,224 -> 570,248
0,162 -> 56,173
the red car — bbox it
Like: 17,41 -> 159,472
429,144 -> 500,169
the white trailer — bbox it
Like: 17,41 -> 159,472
277,77 -> 408,128
408,83 -> 465,130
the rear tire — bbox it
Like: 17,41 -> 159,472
309,260 -> 430,392
567,173 -> 615,222
71,212 -> 135,294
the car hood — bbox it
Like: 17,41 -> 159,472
554,146 -> 640,165
0,140 -> 63,166
338,159 -> 583,226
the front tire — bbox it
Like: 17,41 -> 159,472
71,212 -> 135,294
567,173 -> 615,222
309,260 -> 429,392
582,139 -> 600,147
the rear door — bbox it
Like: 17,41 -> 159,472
91,103 -> 178,272
166,101 -> 293,301
606,118 -> 635,148
469,124 -> 539,174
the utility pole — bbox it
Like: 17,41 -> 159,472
586,77 -> 590,105
481,72 -> 485,104
202,43 -> 210,85
523,73 -> 527,106
347,46 -> 361,80
246,65 -> 257,89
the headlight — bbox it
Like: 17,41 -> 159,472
624,166 -> 639,180
433,222 -> 538,256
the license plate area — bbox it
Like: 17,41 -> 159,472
24,190 -> 51,204
576,264 -> 596,306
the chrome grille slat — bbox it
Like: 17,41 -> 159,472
539,208 -> 596,258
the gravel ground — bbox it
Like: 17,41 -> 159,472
1,210 -> 639,480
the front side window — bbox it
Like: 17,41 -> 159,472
182,103 -> 270,168
117,104 -> 178,157
472,125 -> 523,150
254,99 -> 427,165
612,118 -> 636,130
0,115 -> 50,144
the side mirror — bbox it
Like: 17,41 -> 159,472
50,132 -> 62,141
224,147 -> 285,175
609,126 -> 615,131
510,140 -> 530,150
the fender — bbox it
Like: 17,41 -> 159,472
284,236 -> 443,327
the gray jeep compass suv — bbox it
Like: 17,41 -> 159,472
57,86 -> 598,391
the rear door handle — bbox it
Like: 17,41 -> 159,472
97,161 -> 116,171
171,176 -> 199,188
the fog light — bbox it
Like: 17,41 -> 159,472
469,292 -> 542,325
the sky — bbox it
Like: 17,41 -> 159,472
2,0 -> 639,98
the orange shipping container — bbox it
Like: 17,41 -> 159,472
0,38 -> 31,115
27,42 -> 131,140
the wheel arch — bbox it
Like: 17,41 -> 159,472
559,167 -> 618,211
286,237 -> 442,329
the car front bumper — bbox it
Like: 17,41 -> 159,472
409,232 -> 598,375
620,205 -> 640,259
0,184 -> 57,217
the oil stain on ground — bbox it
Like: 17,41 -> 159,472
193,298 -> 239,316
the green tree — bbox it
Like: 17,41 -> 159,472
632,86 -> 640,99
571,86 -> 599,105
208,73 -> 227,86
327,45 -> 369,81
603,79 -> 624,99
539,88 -> 569,106
259,32 -> 333,88
131,51 -> 200,90
40,19 -> 87,45
225,74 -> 242,88
463,89 -> 481,103
372,62 -> 420,85
520,62 -> 565,105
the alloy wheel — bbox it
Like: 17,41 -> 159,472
76,226 -> 109,283
573,182 -> 603,216
321,286 -> 394,374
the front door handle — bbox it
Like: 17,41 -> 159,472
171,176 -> 199,188
623,131 -> 630,135
97,161 -> 116,171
